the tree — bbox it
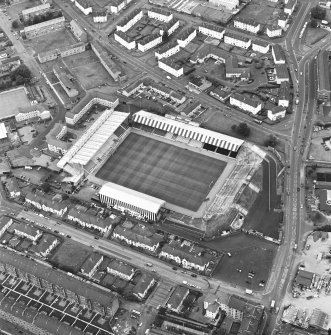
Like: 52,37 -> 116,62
264,135 -> 278,147
40,182 -> 51,193
310,19 -> 318,28
11,20 -> 19,29
311,5 -> 326,19
237,122 -> 251,137
11,64 -> 32,84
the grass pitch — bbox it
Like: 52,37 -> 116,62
0,87 -> 30,119
96,133 -> 226,211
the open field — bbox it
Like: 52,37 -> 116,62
0,87 -> 31,119
27,29 -> 77,54
49,240 -> 92,273
96,132 -> 227,211
71,61 -> 111,90
236,0 -> 278,25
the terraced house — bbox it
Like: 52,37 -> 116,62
233,17 -> 261,34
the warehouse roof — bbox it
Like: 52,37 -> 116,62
99,182 -> 165,214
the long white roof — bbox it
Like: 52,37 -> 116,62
99,182 -> 165,214
0,123 -> 7,140
58,109 -> 129,168
133,110 -> 244,152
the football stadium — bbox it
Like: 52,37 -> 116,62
58,105 -> 264,225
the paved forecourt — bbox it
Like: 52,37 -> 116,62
96,132 -> 227,211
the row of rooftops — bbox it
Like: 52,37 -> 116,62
24,15 -> 65,32
0,247 -> 118,311
177,27 -> 196,41
224,31 -> 251,43
25,189 -> 68,212
231,92 -> 261,108
38,42 -> 85,58
234,16 -> 260,27
148,6 -> 172,16
159,57 -> 183,70
138,33 -> 161,46
117,8 -> 143,27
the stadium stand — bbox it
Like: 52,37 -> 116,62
99,182 -> 165,221
132,111 -> 244,156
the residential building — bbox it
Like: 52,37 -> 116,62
32,233 -> 59,257
180,100 -> 201,117
22,3 -> 50,21
155,41 -> 180,60
209,0 -> 239,10
267,105 -> 286,121
210,86 -> 232,102
278,81 -> 290,107
74,0 -> 92,15
225,55 -> 250,79
278,11 -> 288,28
158,58 -> 183,77
147,7 -> 173,22
24,16 -> 65,39
132,273 -> 156,300
114,31 -> 136,50
138,34 -> 162,52
317,50 -> 331,102
177,27 -> 196,48
8,222 -> 42,242
159,19 -> 180,36
45,122 -> 68,154
112,222 -> 164,253
160,240 -> 212,272
81,253 -> 103,277
109,0 -> 126,13
92,7 -> 107,22
190,44 -> 229,64
233,17 -> 261,34
170,91 -> 186,104
65,91 -> 119,125
206,302 -> 219,319
198,23 -> 225,40
309,309 -> 329,330
15,103 -> 49,123
166,286 -> 190,313
252,39 -> 269,54
224,32 -> 251,49
53,60 -> 79,98
38,42 -> 86,63
122,80 -> 144,96
266,24 -> 282,38
25,191 -> 68,217
229,93 -> 262,115
284,0 -> 297,15
116,9 -> 143,32
91,41 -> 122,81
70,19 -> 88,42
0,56 -> 21,73
107,259 -> 136,281
272,44 -> 286,64
149,82 -> 172,98
274,64 -> 289,84
0,217 -> 12,238
67,206 -> 115,234
6,177 -> 21,198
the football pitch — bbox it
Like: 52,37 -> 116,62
0,87 -> 30,119
96,133 -> 227,211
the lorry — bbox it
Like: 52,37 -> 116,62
295,98 -> 299,105
270,300 -> 276,308
245,289 -> 253,295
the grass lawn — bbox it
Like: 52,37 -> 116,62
27,29 -> 76,54
237,0 -> 277,24
49,240 -> 92,273
0,87 -> 31,118
96,133 -> 227,211
71,61 -> 111,90
212,234 -> 278,291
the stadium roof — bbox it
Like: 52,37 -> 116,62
99,182 -> 165,214
317,50 -> 331,93
58,109 -> 129,167
132,111 -> 244,152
